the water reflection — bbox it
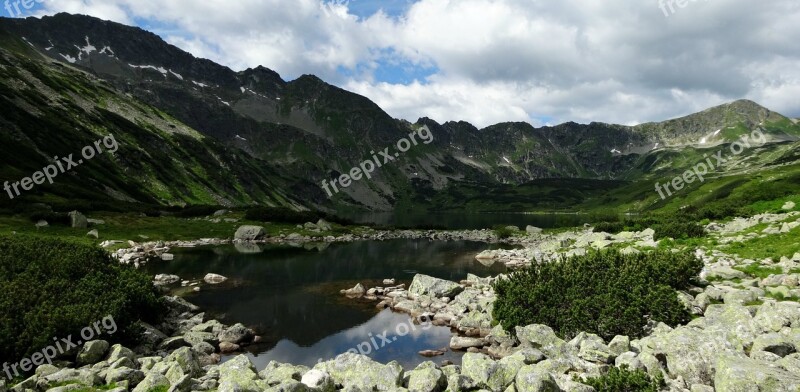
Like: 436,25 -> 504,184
146,240 -> 509,367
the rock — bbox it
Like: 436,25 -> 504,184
154,274 -> 181,286
409,274 -> 464,298
218,355 -> 261,392
751,333 -> 797,357
515,325 -> 565,358
161,253 -> 175,261
158,336 -> 190,350
77,340 -> 109,366
35,220 -> 49,229
514,365 -> 560,392
316,219 -> 333,231
450,336 -> 486,350
703,266 -> 747,281
341,283 -> 366,297
166,346 -> 202,377
406,361 -> 446,392
383,279 -> 396,285
234,225 -> 266,241
219,342 -> 241,353
461,353 -> 519,392
204,273 -> 228,284
419,349 -> 446,357
68,211 -> 88,228
608,335 -> 631,356
783,201 -> 796,211
259,361 -> 309,386
86,229 -> 99,238
132,373 -> 170,392
105,367 -> 145,386
219,323 -> 254,344
615,352 -> 646,371
578,339 -> 614,364
526,226 -> 543,235
301,369 -> 335,392
313,353 -> 402,391
106,344 -> 135,364
715,355 -> 800,391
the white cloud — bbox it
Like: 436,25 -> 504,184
38,0 -> 800,127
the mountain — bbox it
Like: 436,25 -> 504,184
1,13 -> 799,214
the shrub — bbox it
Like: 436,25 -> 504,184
580,365 -> 664,392
492,225 -> 517,239
493,249 -> 702,340
652,220 -> 705,240
0,235 -> 162,361
593,221 -> 625,234
173,205 -> 223,218
245,207 -> 321,224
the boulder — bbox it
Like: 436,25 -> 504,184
259,361 -> 309,386
715,355 -> 800,391
341,283 -> 366,297
234,225 -> 266,241
219,323 -> 254,344
301,369 -> 335,392
204,273 -> 228,284
154,274 -> 181,286
313,353 -> 402,391
409,274 -> 463,298
406,361 -> 446,392
132,373 -> 170,392
450,336 -> 486,350
218,355 -> 261,392
514,365 -> 560,392
526,226 -> 543,235
461,352 -> 519,392
86,229 -> 99,238
77,340 -> 109,366
316,219 -> 333,231
515,325 -> 565,358
68,211 -> 88,228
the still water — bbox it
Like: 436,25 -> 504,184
147,239 -> 510,368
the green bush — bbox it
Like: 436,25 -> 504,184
0,235 -> 162,361
492,225 -> 517,239
580,365 -> 664,392
493,249 -> 702,340
652,220 -> 706,240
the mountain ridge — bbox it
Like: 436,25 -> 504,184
1,13 -> 798,213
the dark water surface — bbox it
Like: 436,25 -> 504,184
146,239 -> 510,368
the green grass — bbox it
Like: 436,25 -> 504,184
732,264 -> 784,279
0,212 -> 358,247
724,227 -> 800,261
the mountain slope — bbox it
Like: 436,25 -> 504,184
1,13 -> 799,214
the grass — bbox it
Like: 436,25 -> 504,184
724,226 -> 800,261
733,264 -> 784,279
0,211 -> 360,247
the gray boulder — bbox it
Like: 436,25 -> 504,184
132,373 -> 170,392
300,369 -> 335,392
514,365 -> 560,392
219,323 -> 254,344
313,353 -> 402,391
68,211 -> 88,228
409,274 -> 463,298
405,361 -> 446,392
218,355 -> 261,392
259,361 -> 309,386
77,340 -> 109,366
715,355 -> 800,391
235,225 -> 266,241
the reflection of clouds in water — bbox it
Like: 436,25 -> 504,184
243,309 -> 459,368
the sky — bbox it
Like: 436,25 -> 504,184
7,0 -> 800,128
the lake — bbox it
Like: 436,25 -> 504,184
146,239 -> 511,368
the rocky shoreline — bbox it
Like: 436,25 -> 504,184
9,210 -> 800,391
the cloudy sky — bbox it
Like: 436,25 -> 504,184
13,0 -> 800,127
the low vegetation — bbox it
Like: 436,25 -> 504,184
493,249 -> 702,340
0,235 -> 162,360
580,365 -> 664,392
